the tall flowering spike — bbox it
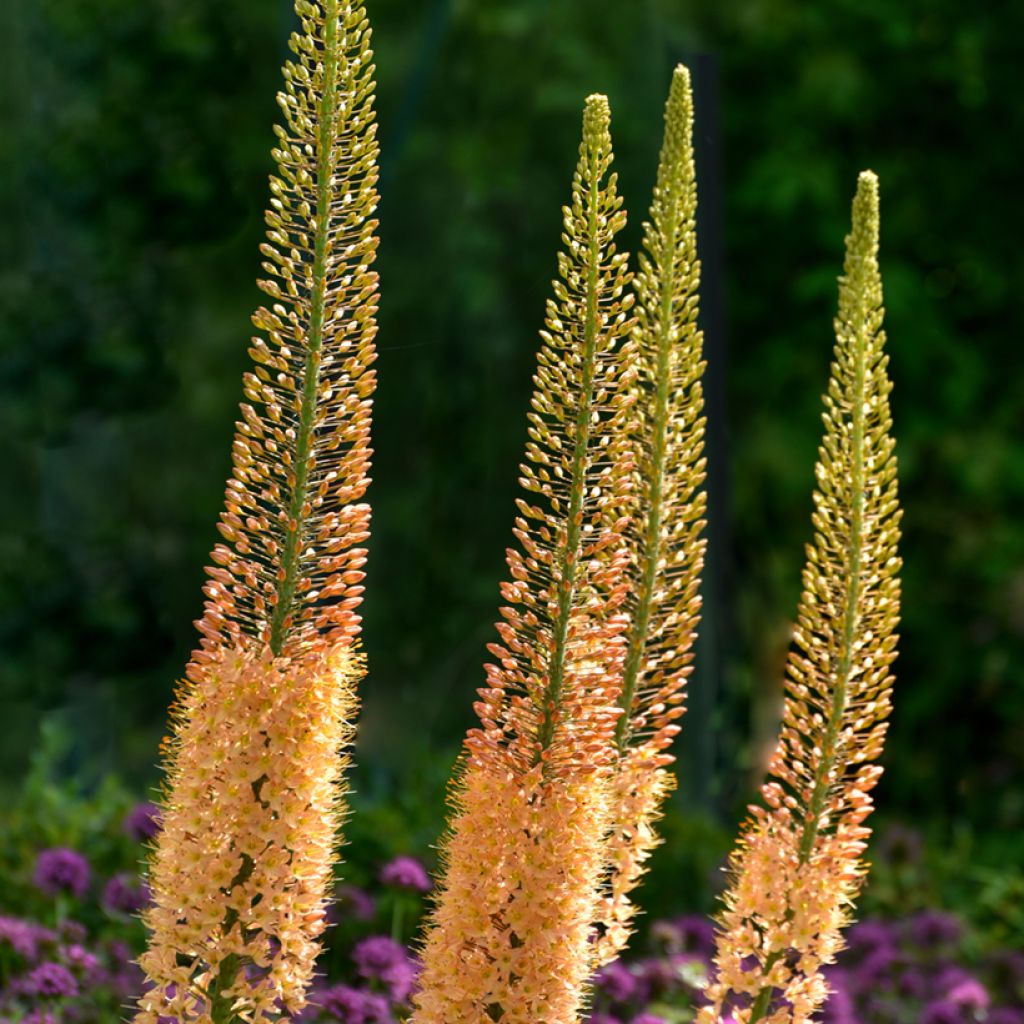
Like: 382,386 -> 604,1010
701,172 -> 901,1024
412,94 -> 634,1024
593,63 -> 708,966
195,0 -> 379,666
136,3 -> 379,1022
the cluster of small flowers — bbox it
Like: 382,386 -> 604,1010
821,913 -> 1024,1024
582,910 -> 1024,1024
1,853 -> 149,1021
3,802 -> 1023,1024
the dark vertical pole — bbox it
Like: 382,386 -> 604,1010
677,51 -> 732,821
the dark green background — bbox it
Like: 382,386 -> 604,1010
1,0 -> 1021,854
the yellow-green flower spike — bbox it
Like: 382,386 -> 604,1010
593,64 -> 708,965
194,0 -> 379,667
702,171 -> 902,1024
465,91 -> 635,780
412,94 -> 635,1024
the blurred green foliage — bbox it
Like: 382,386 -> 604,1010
1,0 -> 1021,855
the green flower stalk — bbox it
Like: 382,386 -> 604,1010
594,63 -> 708,966
135,2 -> 380,1022
701,171 -> 901,1024
412,95 -> 635,1024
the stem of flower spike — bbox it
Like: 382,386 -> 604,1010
267,0 -> 341,656
535,97 -> 607,760
208,954 -> 242,1024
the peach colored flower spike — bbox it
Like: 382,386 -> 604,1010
136,646 -> 360,1024
701,171 -> 901,1024
135,2 -> 380,1022
412,94 -> 635,1024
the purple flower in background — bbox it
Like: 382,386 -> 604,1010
25,961 -> 79,999
103,873 -> 150,915
62,943 -> 103,982
381,957 -> 417,1003
821,968 -> 857,1024
124,802 -> 162,842
379,855 -> 431,892
334,883 -> 376,922
852,944 -> 899,988
935,965 -> 974,994
0,915 -> 55,961
22,1012 -> 58,1024
320,984 -> 392,1023
897,966 -> 928,999
921,999 -> 966,1024
946,977 -> 990,1010
631,1016 -> 669,1024
594,960 -> 639,1003
33,849 -> 90,898
353,935 -> 407,976
675,914 -> 717,956
59,919 -> 87,944
989,1010 -> 1024,1024
846,919 -> 897,953
910,910 -> 961,948
352,935 -> 417,1003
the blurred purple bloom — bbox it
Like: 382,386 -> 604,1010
25,961 -> 79,999
59,919 -> 87,944
0,915 -> 55,961
21,1012 -> 58,1024
935,965 -> 974,994
910,910 -> 961,948
989,1010 -> 1024,1024
674,914 -> 717,956
946,977 -> 990,1010
62,943 -> 102,982
320,984 -> 392,1023
921,999 -> 966,1024
896,966 -> 928,999
852,944 -> 899,989
124,802 -> 163,842
594,960 -> 638,1003
846,919 -> 897,953
353,935 -> 407,975
110,963 -> 145,1000
820,968 -> 857,1024
631,1016 -> 668,1024
103,873 -> 150,915
353,935 -> 417,1003
379,856 -> 431,892
334,883 -> 376,922
381,957 -> 417,1003
33,849 -> 91,898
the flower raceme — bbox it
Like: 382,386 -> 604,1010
412,94 -> 635,1024
135,1 -> 380,1021
701,171 -> 901,1024
595,63 -> 708,966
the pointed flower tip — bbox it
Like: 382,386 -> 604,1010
671,63 -> 692,91
851,170 -> 880,249
855,170 -> 880,216
583,93 -> 611,137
